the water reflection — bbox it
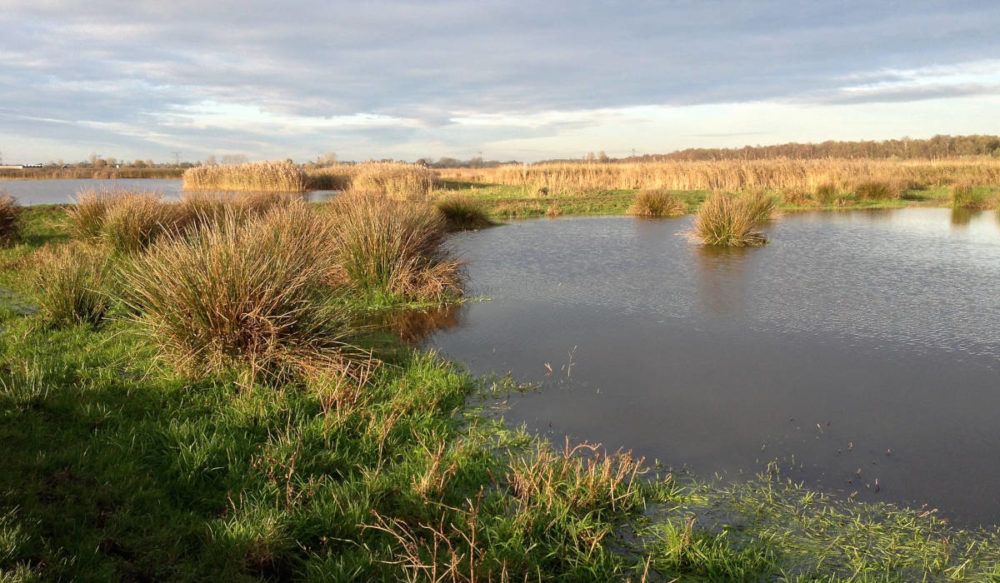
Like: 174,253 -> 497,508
950,207 -> 977,228
377,304 -> 464,343
692,246 -> 751,318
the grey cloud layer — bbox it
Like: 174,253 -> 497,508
1,0 -> 998,159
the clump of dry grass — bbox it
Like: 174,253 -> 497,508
33,242 -> 112,327
694,192 -> 774,247
812,183 -> 839,205
0,193 -> 21,246
434,194 -> 493,230
101,194 -> 183,253
182,161 -> 306,193
854,181 -> 899,201
66,188 -> 161,240
950,182 -> 992,209
349,162 -> 434,201
328,192 -> 462,301
179,191 -> 297,229
628,189 -> 686,218
119,203 -> 365,382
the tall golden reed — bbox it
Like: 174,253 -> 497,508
437,158 -> 1000,195
182,161 -> 307,192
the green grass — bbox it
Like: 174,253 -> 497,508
1,205 -> 998,581
433,180 -> 951,221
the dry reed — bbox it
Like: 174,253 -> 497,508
437,158 -> 1000,195
33,242 -> 112,327
182,161 -> 307,193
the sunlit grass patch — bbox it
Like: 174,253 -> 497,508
433,194 -> 494,230
32,241 -> 112,327
329,192 -> 462,302
628,189 -> 686,218
694,192 -> 773,247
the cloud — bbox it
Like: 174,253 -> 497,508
0,0 -> 999,161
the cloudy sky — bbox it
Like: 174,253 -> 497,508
2,0 -> 999,163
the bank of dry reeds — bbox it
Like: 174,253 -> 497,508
182,161 -> 307,193
307,162 -> 434,200
437,158 -> 1000,197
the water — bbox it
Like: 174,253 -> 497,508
0,178 -> 340,205
425,208 -> 1000,525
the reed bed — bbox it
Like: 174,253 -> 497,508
951,182 -> 996,209
627,189 -> 686,218
328,192 -> 461,301
33,241 -> 112,327
437,158 -> 1000,196
694,192 -> 775,247
349,162 -> 434,201
182,161 -> 307,193
119,203 -> 363,382
0,193 -> 21,246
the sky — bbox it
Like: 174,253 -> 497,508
1,0 -> 1000,163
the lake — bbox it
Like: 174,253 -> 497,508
0,178 -> 339,205
424,208 -> 1000,526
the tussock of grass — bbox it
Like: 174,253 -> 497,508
951,182 -> 993,210
179,191 -> 297,229
101,193 -> 182,253
119,203 -> 364,382
32,241 -> 112,327
349,162 -> 434,201
0,193 -> 21,246
66,188 -> 159,240
434,194 -> 493,230
182,160 -> 306,193
694,192 -> 774,247
854,180 -> 900,201
329,192 -> 462,302
628,189 -> 686,218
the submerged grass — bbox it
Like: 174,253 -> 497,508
1,205 -> 998,581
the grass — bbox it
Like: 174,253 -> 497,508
951,182 -> 996,210
0,193 -> 21,246
32,241 -> 112,327
182,161 -> 307,193
1,204 -> 999,581
100,193 -> 182,253
118,202 -> 362,383
433,194 -> 494,230
329,192 -> 462,302
694,192 -> 774,247
628,189 -> 686,218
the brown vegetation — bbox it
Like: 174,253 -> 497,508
0,193 -> 21,246
182,161 -> 306,192
627,189 -> 686,218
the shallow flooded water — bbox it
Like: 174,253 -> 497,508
0,178 -> 339,205
425,208 -> 1000,525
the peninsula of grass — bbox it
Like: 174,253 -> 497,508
1,204 -> 998,581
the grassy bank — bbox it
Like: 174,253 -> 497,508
1,205 -> 998,581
